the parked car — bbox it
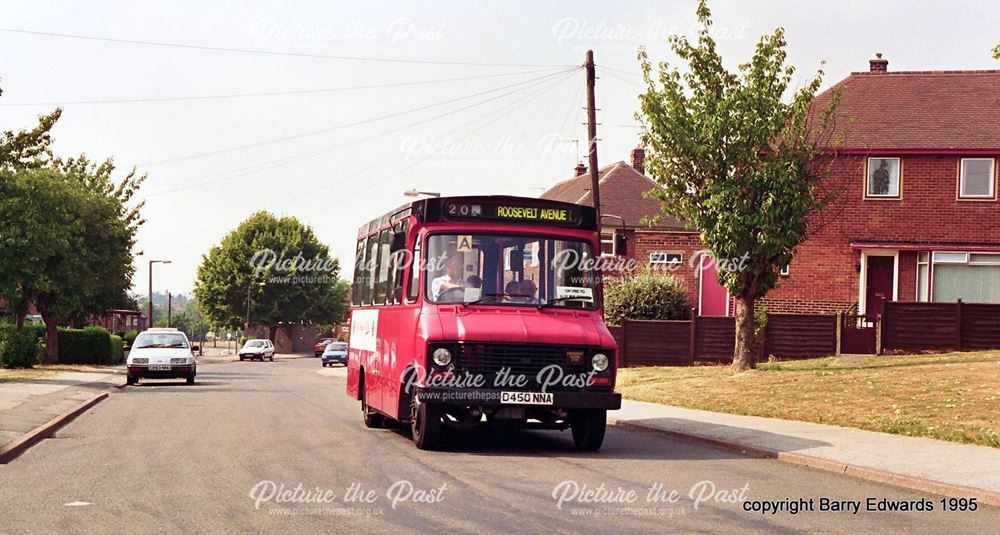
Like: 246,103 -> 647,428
126,328 -> 198,385
314,338 -> 335,357
240,339 -> 275,361
321,342 -> 348,367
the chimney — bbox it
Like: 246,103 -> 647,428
574,162 -> 587,176
869,53 -> 888,73
631,147 -> 645,175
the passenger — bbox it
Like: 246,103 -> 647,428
466,275 -> 483,289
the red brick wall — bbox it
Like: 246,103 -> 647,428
630,230 -> 704,309
617,154 -> 1000,314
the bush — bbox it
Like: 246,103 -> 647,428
604,273 -> 691,325
57,326 -> 118,365
122,329 -> 138,347
109,335 -> 124,364
0,322 -> 43,368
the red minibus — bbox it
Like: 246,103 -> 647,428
346,195 -> 621,450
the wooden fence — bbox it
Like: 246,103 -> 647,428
610,302 -> 1000,367
611,312 -> 836,367
882,301 -> 1000,352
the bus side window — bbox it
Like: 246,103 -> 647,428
365,235 -> 379,305
390,222 -> 409,304
406,240 -> 421,302
352,237 -> 366,306
375,229 -> 392,305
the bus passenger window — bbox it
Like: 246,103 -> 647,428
364,235 -> 378,305
352,238 -> 366,306
406,241 -> 421,302
375,229 -> 392,304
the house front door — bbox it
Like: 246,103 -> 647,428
699,256 -> 730,317
865,255 -> 895,320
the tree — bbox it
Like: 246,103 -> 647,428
194,212 -> 350,339
993,42 -> 1000,59
604,272 -> 690,326
637,1 -> 840,371
0,162 -> 144,363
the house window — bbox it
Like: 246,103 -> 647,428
959,158 -> 996,199
916,252 -> 930,302
648,251 -> 682,267
930,251 -> 1000,303
866,157 -> 901,197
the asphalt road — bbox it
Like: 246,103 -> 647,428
0,355 -> 995,534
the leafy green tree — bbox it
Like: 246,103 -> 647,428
0,162 -> 143,362
0,87 -> 61,171
993,42 -> 1000,59
637,1 -> 840,370
194,212 -> 350,339
604,273 -> 690,326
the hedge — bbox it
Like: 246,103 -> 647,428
0,321 -> 43,368
57,326 -> 122,365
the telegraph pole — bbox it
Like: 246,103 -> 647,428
585,49 -> 601,224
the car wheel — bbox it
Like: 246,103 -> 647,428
126,375 -> 136,385
239,356 -> 245,361
410,396 -> 442,450
186,375 -> 195,385
269,354 -> 274,361
570,410 -> 607,451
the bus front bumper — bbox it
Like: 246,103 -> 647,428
415,388 -> 621,410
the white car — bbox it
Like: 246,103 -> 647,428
239,339 -> 275,361
126,328 -> 198,385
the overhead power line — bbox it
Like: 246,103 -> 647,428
144,69 -> 579,196
173,67 -> 577,240
0,27 -> 573,68
0,66 -> 568,107
137,67 -> 580,167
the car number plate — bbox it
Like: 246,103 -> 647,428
149,365 -> 171,371
500,391 -> 553,405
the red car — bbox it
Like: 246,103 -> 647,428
314,338 -> 335,357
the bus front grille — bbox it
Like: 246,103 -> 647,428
455,343 -> 586,378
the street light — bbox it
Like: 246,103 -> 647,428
148,259 -> 171,328
404,189 -> 441,198
246,281 -> 266,340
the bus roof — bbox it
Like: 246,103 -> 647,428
357,195 -> 597,237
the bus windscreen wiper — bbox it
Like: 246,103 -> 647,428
463,293 -> 506,306
538,296 -> 591,309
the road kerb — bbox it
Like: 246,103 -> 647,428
0,392 -> 110,464
608,418 -> 1000,508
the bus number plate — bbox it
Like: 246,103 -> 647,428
501,391 -> 553,405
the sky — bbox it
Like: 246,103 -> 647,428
2,0 -> 998,297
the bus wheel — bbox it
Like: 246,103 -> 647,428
570,410 -> 607,451
410,398 -> 441,451
361,382 -> 384,429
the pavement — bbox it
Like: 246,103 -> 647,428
0,354 -> 996,533
610,400 -> 1000,505
0,366 -> 123,456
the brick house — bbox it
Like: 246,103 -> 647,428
541,55 -> 1000,317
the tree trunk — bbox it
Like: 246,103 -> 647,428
41,313 -> 59,364
732,295 -> 756,371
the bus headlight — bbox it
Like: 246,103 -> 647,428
432,348 -> 453,367
591,353 -> 609,372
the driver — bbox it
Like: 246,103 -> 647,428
431,253 -> 465,302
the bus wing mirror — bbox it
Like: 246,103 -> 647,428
389,232 -> 406,253
613,233 -> 628,256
